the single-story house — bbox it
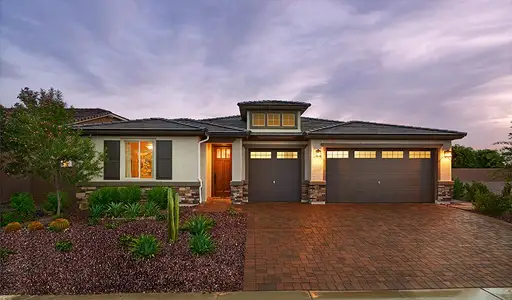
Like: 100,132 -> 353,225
76,100 -> 466,205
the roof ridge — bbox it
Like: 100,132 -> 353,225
200,115 -> 241,121
75,119 -> 129,128
306,121 -> 347,133
189,118 -> 247,131
346,120 -> 466,134
301,116 -> 344,123
164,118 -> 206,130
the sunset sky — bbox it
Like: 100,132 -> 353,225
0,0 -> 510,148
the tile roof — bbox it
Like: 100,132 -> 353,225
237,100 -> 311,106
2,107 -> 127,123
76,118 -> 203,131
306,121 -> 467,136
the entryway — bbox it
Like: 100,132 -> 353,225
213,146 -> 232,197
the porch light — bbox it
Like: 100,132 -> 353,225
444,149 -> 452,159
315,149 -> 322,158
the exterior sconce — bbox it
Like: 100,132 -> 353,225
315,149 -> 322,158
444,149 -> 452,159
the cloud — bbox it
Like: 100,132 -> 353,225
0,0 -> 510,148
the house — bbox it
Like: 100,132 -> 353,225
76,100 -> 466,205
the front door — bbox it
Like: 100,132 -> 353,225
213,146 -> 232,197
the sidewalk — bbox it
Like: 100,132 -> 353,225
2,288 -> 511,300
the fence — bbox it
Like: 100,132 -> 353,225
453,168 -> 507,194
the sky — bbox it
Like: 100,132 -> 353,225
0,0 -> 511,149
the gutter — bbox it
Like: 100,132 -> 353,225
198,133 -> 210,204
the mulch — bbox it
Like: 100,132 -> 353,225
0,208 -> 247,295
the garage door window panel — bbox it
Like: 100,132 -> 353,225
382,151 -> 404,159
409,151 -> 431,159
354,151 -> 377,159
277,151 -> 298,159
250,152 -> 271,159
327,151 -> 349,159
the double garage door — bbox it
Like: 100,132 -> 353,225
326,149 -> 435,203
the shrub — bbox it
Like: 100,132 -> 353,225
119,185 -> 142,204
88,218 -> 99,226
129,234 -> 160,259
43,191 -> 70,214
55,240 -> 73,252
156,212 -> 167,221
124,202 -> 143,219
501,182 -> 512,198
106,202 -> 125,218
1,212 -> 22,227
10,192 -> 35,219
104,222 -> 119,229
453,178 -> 465,200
27,221 -> 45,232
189,232 -> 215,255
465,181 -> 490,202
143,201 -> 160,217
182,215 -> 215,236
226,207 -> 238,216
474,190 -> 512,217
119,234 -> 135,248
147,187 -> 168,209
0,247 -> 16,263
4,222 -> 22,233
88,187 -> 121,206
89,204 -> 105,220
48,218 -> 70,232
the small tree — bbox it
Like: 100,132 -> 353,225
2,87 -> 105,215
496,121 -> 512,180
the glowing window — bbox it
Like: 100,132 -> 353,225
266,113 -> 281,126
125,141 -> 153,179
382,151 -> 404,159
216,148 -> 231,159
354,151 -> 376,159
250,152 -> 271,159
277,151 -> 298,159
252,113 -> 265,127
327,151 -> 349,159
282,113 -> 296,127
409,151 -> 431,159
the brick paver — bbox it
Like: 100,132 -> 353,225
242,203 -> 512,291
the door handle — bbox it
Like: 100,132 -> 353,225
378,180 -> 381,185
273,180 -> 276,184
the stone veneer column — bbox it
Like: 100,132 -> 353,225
437,181 -> 454,204
308,181 -> 326,204
230,181 -> 248,204
301,181 -> 310,202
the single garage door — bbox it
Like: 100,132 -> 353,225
326,149 -> 435,203
248,149 -> 301,202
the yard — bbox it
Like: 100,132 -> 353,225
0,207 -> 247,295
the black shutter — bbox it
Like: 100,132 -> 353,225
104,140 -> 120,180
156,140 -> 172,179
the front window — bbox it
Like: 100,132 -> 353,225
266,113 -> 281,126
252,113 -> 265,127
125,141 -> 154,179
282,113 -> 296,127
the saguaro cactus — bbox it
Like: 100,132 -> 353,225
167,187 -> 180,243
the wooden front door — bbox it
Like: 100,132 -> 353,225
213,146 -> 232,197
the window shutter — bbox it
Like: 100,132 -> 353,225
156,140 -> 172,179
103,140 -> 120,180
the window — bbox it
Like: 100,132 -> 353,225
125,141 -> 154,178
327,151 -> 349,159
252,113 -> 265,127
216,148 -> 231,159
250,152 -> 271,159
266,113 -> 281,126
277,151 -> 298,159
409,151 -> 431,159
354,151 -> 376,159
282,113 -> 296,127
382,151 -> 404,159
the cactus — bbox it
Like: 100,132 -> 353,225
48,218 -> 70,232
27,221 -> 45,231
4,222 -> 22,233
167,187 -> 180,243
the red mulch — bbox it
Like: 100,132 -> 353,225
0,208 -> 247,295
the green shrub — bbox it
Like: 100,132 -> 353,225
119,186 -> 142,204
0,247 -> 16,263
89,204 -> 105,219
10,192 -> 35,219
88,187 -> 121,206
474,190 -> 512,217
189,232 -> 215,255
129,234 -> 160,259
104,222 -> 119,229
106,202 -> 125,218
465,181 -> 490,202
453,178 -> 465,200
147,187 -> 168,209
43,191 -> 70,214
182,215 -> 215,236
156,212 -> 167,221
1,212 -> 22,227
124,203 -> 143,219
501,182 -> 512,198
119,234 -> 135,248
88,218 -> 99,226
143,201 -> 160,217
55,240 -> 73,252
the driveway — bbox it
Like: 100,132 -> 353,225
242,203 -> 512,291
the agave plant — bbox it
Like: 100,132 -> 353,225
124,202 -> 143,219
167,187 -> 180,243
106,202 -> 125,218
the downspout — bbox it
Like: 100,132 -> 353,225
198,133 -> 210,204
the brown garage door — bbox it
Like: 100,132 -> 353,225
248,150 -> 301,202
326,149 -> 435,203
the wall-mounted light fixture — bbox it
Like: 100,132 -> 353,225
444,149 -> 452,159
315,148 -> 322,158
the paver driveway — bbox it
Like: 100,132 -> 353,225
242,203 -> 512,291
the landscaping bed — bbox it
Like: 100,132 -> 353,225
0,208 -> 247,295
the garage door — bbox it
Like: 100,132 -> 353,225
326,149 -> 435,203
248,150 -> 301,202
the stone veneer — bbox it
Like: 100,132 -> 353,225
230,181 -> 248,204
301,181 -> 310,202
76,184 -> 200,210
308,181 -> 326,204
437,181 -> 454,203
